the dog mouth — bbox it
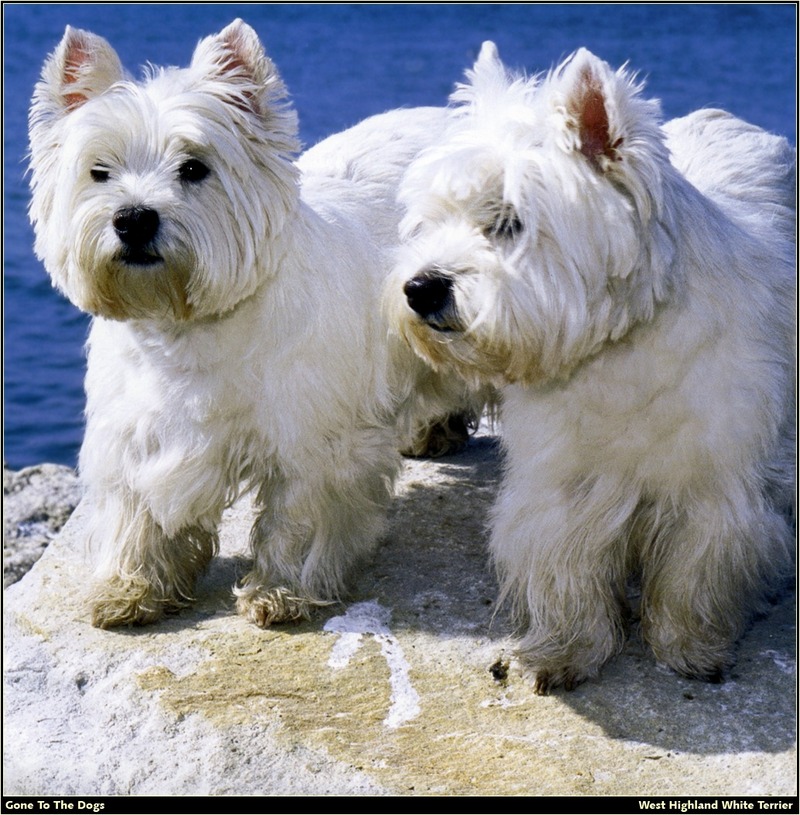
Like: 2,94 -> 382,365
117,247 -> 164,267
425,317 -> 461,333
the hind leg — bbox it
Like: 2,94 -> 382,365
641,488 -> 792,680
401,412 -> 476,458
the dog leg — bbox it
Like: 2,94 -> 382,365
88,495 -> 218,628
641,488 -> 792,681
236,447 -> 396,626
401,411 -> 477,458
491,472 -> 637,694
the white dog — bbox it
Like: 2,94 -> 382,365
28,20 -> 474,629
391,43 -> 795,692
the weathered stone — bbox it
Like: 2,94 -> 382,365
3,433 -> 796,796
3,462 -> 83,587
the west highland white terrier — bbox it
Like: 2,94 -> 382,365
28,20 -> 475,629
391,43 -> 796,692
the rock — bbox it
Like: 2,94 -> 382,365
3,432 -> 796,796
3,462 -> 83,587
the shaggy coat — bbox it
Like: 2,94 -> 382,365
391,43 -> 795,692
29,20 -> 470,628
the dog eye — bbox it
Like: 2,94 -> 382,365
178,159 -> 210,184
489,212 -> 524,239
90,167 -> 110,183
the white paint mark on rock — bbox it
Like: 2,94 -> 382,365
324,601 -> 420,728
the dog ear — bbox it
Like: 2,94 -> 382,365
472,41 -> 506,79
556,49 -> 626,169
35,26 -> 124,114
451,40 -> 512,107
189,18 -> 286,115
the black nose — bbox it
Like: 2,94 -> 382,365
403,272 -> 453,318
113,207 -> 160,247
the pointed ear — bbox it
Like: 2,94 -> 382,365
451,40 -> 512,107
36,26 -> 124,114
473,41 -> 504,75
189,18 -> 285,115
557,49 -> 625,168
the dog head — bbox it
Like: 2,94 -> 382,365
28,19 -> 300,322
389,43 -> 679,386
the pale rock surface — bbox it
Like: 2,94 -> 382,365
3,463 -> 83,587
3,432 -> 796,796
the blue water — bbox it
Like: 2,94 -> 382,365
3,3 -> 796,469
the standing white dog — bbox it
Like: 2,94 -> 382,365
391,43 -> 795,692
28,20 -> 472,629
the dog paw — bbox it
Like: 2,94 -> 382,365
401,412 -> 474,458
89,576 -> 183,628
687,666 -> 725,684
533,668 -> 584,696
236,586 -> 318,627
662,653 -> 727,685
645,623 -> 731,684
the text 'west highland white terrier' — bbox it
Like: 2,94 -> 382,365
391,43 -> 796,693
28,20 -> 477,629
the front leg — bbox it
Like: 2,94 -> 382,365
491,470 -> 639,694
87,490 -> 218,628
236,444 -> 397,626
234,476 -> 324,627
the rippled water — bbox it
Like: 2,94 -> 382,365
3,3 -> 795,467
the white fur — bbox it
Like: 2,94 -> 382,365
391,42 -> 796,691
28,20 -> 471,628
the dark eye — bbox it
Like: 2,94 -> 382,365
90,166 -> 110,183
178,159 -> 210,183
406,221 -> 424,239
489,211 -> 524,240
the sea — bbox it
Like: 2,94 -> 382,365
3,2 -> 796,469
